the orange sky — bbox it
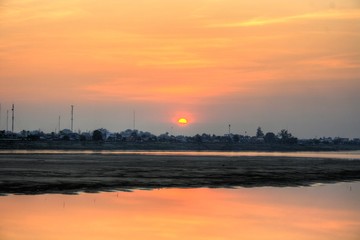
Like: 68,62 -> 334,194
0,0 -> 359,137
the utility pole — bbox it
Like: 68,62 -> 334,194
58,115 -> 61,133
11,104 -> 14,133
6,110 -> 9,132
228,124 -> 231,135
71,105 -> 73,132
133,110 -> 136,131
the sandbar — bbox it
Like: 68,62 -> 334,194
1,153 -> 360,195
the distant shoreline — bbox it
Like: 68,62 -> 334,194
1,139 -> 360,152
1,153 -> 360,195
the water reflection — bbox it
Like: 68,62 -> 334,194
1,150 -> 360,159
1,183 -> 359,240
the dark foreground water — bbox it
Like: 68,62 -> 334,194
0,182 -> 359,240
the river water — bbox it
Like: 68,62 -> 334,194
0,182 -> 359,240
1,150 -> 359,239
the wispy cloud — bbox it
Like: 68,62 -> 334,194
207,9 -> 360,28
0,1 -> 87,25
83,79 -> 225,103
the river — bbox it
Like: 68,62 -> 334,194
0,182 -> 359,240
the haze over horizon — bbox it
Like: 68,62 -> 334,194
1,0 -> 359,138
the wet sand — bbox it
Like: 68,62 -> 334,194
1,153 -> 360,195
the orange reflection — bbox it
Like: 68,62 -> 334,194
0,183 -> 359,240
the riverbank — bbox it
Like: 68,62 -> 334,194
1,139 -> 360,151
1,153 -> 360,195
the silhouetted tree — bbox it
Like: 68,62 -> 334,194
62,135 -> 70,141
286,137 -> 298,144
278,129 -> 297,144
0,130 -> 5,138
28,134 -> 40,141
278,129 -> 292,140
92,130 -> 103,141
233,134 -> 240,143
80,135 -> 87,141
194,134 -> 202,143
256,127 -> 264,138
264,132 -> 276,143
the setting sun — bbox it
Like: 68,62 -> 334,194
178,118 -> 188,125
0,0 -> 359,137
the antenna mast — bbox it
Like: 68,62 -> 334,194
58,115 -> 61,133
71,105 -> 74,132
133,110 -> 136,130
6,110 -> 9,132
11,104 -> 14,133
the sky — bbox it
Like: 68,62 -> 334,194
0,0 -> 359,138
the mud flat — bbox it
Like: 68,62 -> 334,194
1,139 -> 360,151
1,153 -> 360,195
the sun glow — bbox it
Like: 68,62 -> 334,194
178,118 -> 188,125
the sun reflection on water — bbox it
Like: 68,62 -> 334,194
0,183 -> 359,240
